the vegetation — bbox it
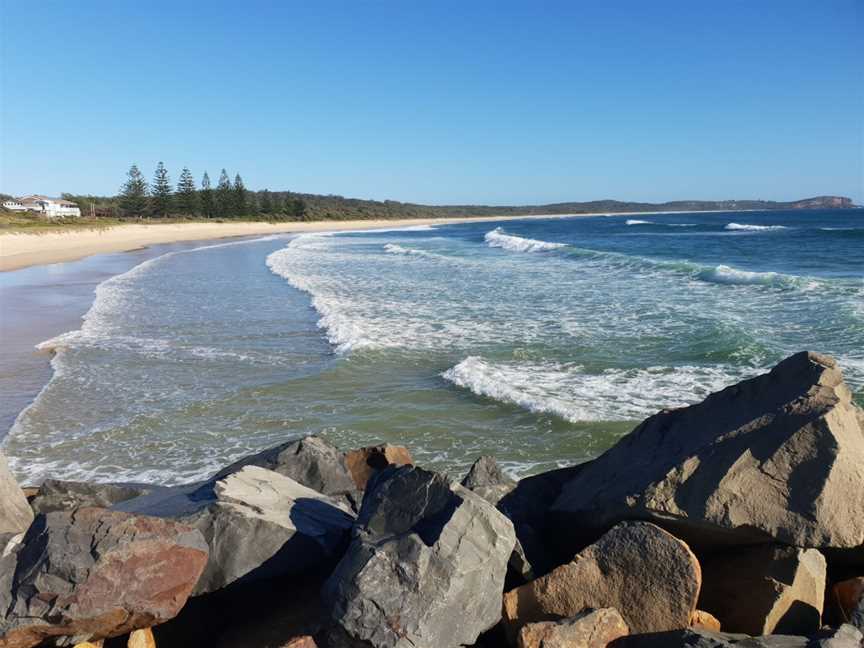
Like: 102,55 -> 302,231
1,162 -> 856,230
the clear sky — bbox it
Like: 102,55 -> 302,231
1,0 -> 862,205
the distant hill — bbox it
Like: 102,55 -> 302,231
266,193 -> 857,221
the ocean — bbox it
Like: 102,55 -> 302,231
3,209 -> 862,485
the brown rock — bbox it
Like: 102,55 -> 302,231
551,352 -> 864,557
73,642 -> 103,648
0,507 -> 208,648
343,444 -> 412,490
689,610 -> 721,632
831,577 -> 864,623
516,608 -> 629,648
502,521 -> 701,639
281,637 -> 317,648
698,545 -> 826,636
128,628 -> 156,648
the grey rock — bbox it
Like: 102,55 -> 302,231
215,435 -> 360,508
497,463 -> 586,578
0,507 -> 208,648
0,450 -> 33,537
29,479 -> 162,514
324,465 -> 516,648
552,352 -> 864,557
810,624 -> 864,647
610,628 -> 807,647
462,454 -> 514,489
613,625 -> 863,648
117,465 -> 355,595
852,596 -> 864,634
699,545 -> 826,636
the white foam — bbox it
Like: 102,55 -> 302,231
484,227 -> 566,253
725,223 -> 788,232
697,264 -> 788,287
626,219 -> 653,225
442,356 -> 761,422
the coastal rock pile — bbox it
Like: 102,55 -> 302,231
1,351 -> 863,648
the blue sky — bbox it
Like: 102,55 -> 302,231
1,1 -> 862,204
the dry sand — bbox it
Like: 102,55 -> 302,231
0,215 -> 587,272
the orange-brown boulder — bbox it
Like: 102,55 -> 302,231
343,444 -> 412,490
503,521 -> 700,640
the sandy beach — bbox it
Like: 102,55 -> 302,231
0,215 -> 573,272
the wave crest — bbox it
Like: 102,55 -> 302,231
484,227 -> 566,253
442,356 -> 759,422
725,223 -> 787,232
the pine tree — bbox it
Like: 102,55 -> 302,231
150,162 -> 172,217
259,190 -> 273,214
199,172 -> 215,218
176,167 -> 198,215
233,174 -> 247,216
119,164 -> 149,217
216,169 -> 232,217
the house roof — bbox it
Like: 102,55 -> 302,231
16,195 -> 78,206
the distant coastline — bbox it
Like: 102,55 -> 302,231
0,210 -> 739,272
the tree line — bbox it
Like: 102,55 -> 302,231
118,163 -> 307,220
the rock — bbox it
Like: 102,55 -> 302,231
497,464 -> 586,579
151,568 -> 327,648
29,479 -> 161,514
324,465 -> 516,648
281,637 -> 317,648
0,450 -> 33,536
698,545 -> 826,636
691,610 -> 722,632
0,507 -> 207,648
117,465 -> 354,595
127,628 -> 156,648
609,628 -> 809,647
829,577 -> 864,627
461,456 -> 516,507
72,643 -> 103,648
215,435 -> 359,507
503,521 -> 701,638
517,608 -> 629,648
343,444 -> 413,491
551,352 -> 864,558
812,625 -> 864,647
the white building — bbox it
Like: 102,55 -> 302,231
4,195 -> 81,218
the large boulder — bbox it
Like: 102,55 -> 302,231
0,451 -> 32,537
503,521 -> 701,639
343,444 -> 413,491
29,479 -> 162,515
497,464 -> 586,579
0,507 -> 207,648
551,352 -> 864,558
116,465 -> 355,595
461,455 -> 516,506
324,465 -> 516,648
698,545 -> 826,636
215,435 -> 360,508
517,608 -> 629,648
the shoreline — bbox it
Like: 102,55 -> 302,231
0,210 -> 729,272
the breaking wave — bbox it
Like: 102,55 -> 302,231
725,223 -> 788,232
442,356 -> 759,422
484,227 -> 567,253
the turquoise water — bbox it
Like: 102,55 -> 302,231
4,210 -> 863,484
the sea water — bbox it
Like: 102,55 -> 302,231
3,210 -> 862,484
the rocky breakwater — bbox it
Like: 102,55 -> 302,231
0,351 -> 862,648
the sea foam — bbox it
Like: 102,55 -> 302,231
484,227 -> 566,253
442,356 -> 760,422
725,223 -> 788,231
